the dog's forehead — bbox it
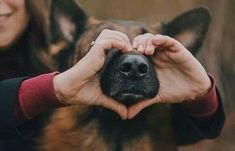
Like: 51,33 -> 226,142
79,19 -> 162,46
92,20 -> 157,39
75,19 -> 161,62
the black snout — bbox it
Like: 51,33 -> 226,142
100,50 -> 159,106
119,54 -> 149,80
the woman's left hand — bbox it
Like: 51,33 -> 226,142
53,29 -> 132,120
128,33 -> 211,119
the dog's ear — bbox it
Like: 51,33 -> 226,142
49,0 -> 87,44
162,7 -> 211,55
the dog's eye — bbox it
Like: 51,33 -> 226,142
140,28 -> 149,34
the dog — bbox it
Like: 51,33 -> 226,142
38,0 -> 211,150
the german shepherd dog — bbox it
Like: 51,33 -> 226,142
39,0 -> 211,150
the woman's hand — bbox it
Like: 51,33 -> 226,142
128,33 -> 211,119
53,29 -> 132,120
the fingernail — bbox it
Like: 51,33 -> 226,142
133,42 -> 138,48
146,45 -> 151,51
124,44 -> 132,52
147,45 -> 153,52
138,44 -> 144,52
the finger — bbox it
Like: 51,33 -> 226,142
108,38 -> 132,52
100,96 -> 128,120
101,34 -> 132,51
132,35 -> 146,52
94,37 -> 132,53
132,34 -> 143,49
101,29 -> 132,50
133,38 -> 145,53
152,35 -> 185,52
132,41 -> 138,49
132,33 -> 154,53
128,98 -> 156,119
137,44 -> 145,53
103,29 -> 130,43
145,38 -> 155,55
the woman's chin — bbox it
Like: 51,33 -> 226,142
0,38 -> 14,52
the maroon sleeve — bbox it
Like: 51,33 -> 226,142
16,72 -> 65,122
16,73 -> 218,121
182,75 -> 218,118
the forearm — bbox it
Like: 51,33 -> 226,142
182,75 -> 218,118
173,75 -> 225,145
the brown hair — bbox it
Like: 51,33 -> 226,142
23,0 -> 57,73
23,0 -> 87,73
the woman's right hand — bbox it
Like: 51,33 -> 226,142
128,34 -> 211,119
53,29 -> 132,120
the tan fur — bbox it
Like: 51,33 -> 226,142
49,41 -> 66,56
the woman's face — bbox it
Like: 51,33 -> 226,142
0,0 -> 30,51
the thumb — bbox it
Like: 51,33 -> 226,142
128,98 -> 157,119
99,95 -> 128,120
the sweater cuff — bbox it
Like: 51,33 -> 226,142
18,72 -> 65,120
182,75 -> 218,118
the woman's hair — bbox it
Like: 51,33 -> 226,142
18,0 -> 87,74
26,0 -> 50,47
24,0 -> 55,73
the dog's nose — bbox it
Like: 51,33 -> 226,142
119,54 -> 149,79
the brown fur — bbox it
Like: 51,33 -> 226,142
39,105 -> 177,151
37,3 -> 212,151
39,106 -> 110,151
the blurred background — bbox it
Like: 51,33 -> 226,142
78,0 -> 235,150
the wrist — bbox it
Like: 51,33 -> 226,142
53,66 -> 89,105
195,75 -> 212,100
182,75 -> 218,117
53,73 -> 70,105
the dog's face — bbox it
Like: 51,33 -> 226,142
50,0 -> 211,107
76,20 -> 162,106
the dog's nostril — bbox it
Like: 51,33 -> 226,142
138,63 -> 148,74
120,62 -> 132,73
119,54 -> 149,79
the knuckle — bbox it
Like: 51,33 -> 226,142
94,40 -> 107,49
103,29 -> 111,32
118,42 -> 126,48
147,38 -> 153,44
101,29 -> 112,35
110,38 -> 119,43
144,33 -> 154,37
95,40 -> 106,46
169,37 -> 175,41
134,35 -> 142,41
118,32 -> 129,40
122,34 -> 129,40
164,35 -> 170,39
